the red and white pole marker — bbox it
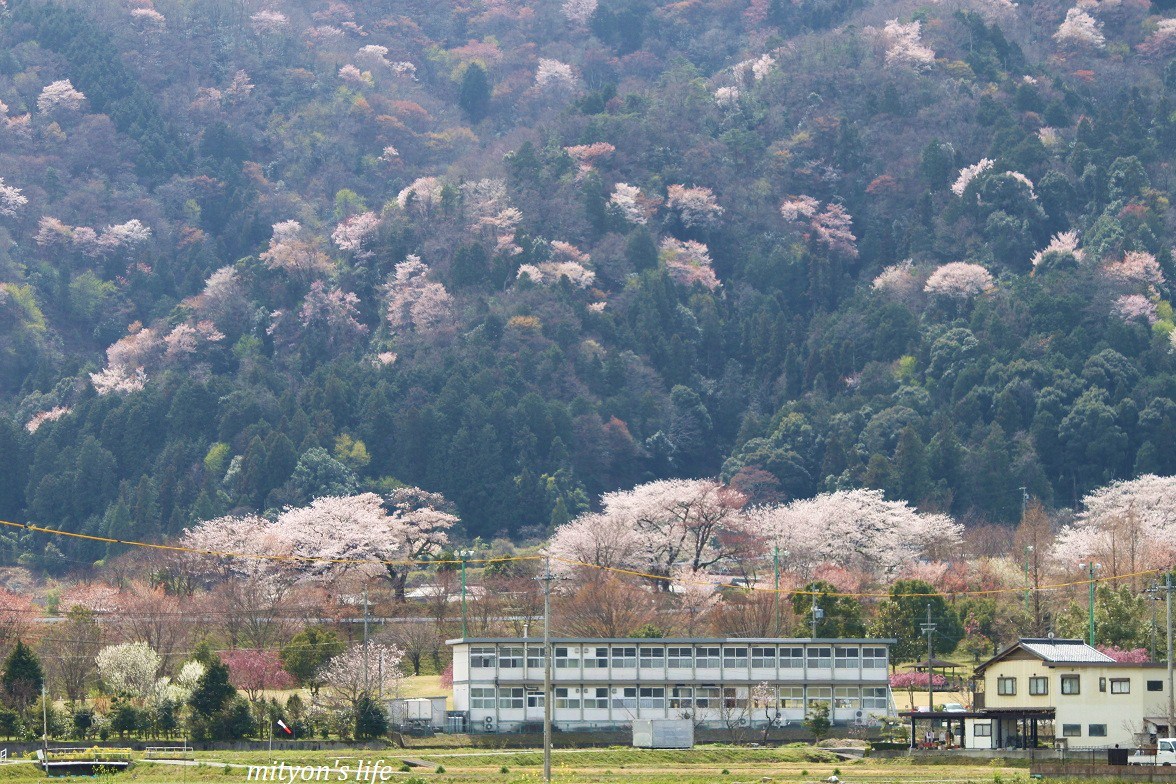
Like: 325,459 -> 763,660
277,719 -> 293,735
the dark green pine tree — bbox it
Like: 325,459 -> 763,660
2,640 -> 44,710
457,63 -> 491,123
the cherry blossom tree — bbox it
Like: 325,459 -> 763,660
384,255 -> 455,338
744,489 -> 962,578
810,203 -> 858,258
0,179 -> 27,217
872,260 -> 921,300
1030,230 -> 1083,269
96,642 -> 162,700
318,642 -> 404,710
562,0 -> 597,23
1055,475 -> 1176,572
260,220 -> 333,280
222,649 -> 294,705
90,326 -> 162,395
339,64 -> 373,86
1139,18 -> 1176,55
130,7 -> 166,26
331,212 -> 380,255
869,20 -> 936,68
25,406 -> 70,434
1055,7 -> 1105,49
733,54 -> 776,83
1102,250 -> 1164,292
536,59 -> 577,92
250,10 -> 289,35
565,142 -> 614,178
518,261 -> 596,288
667,184 -> 724,229
37,79 -> 86,114
924,262 -> 994,300
951,159 -> 994,197
1113,293 -> 1157,324
163,321 -> 224,361
659,238 -> 720,290
396,177 -> 444,215
1097,645 -> 1149,663
779,195 -> 820,222
609,183 -> 657,225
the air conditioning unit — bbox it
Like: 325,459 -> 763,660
483,716 -> 495,729
855,710 -> 865,719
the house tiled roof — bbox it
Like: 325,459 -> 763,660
1019,638 -> 1115,663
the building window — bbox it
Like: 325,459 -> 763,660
1099,677 -> 1106,693
584,647 -> 609,669
997,677 -> 1017,696
1062,724 -> 1082,737
752,647 -> 776,668
862,647 -> 888,669
751,686 -> 776,710
1089,724 -> 1107,737
668,647 -> 693,669
1149,680 -> 1164,692
974,723 -> 991,737
862,687 -> 888,710
471,687 -> 496,709
723,647 -> 749,669
669,687 -> 693,709
470,647 -> 496,669
554,687 -> 579,709
526,691 -> 544,708
779,686 -> 805,709
499,647 -> 524,669
780,647 -> 804,669
612,687 -> 637,710
834,687 -> 860,708
1061,675 -> 1080,695
612,647 -> 637,669
696,647 -> 721,669
1029,677 -> 1048,696
526,648 -> 545,669
1111,678 -> 1131,694
639,687 -> 665,709
639,647 -> 664,669
806,686 -> 832,712
554,647 -> 579,669
584,688 -> 609,709
834,647 -> 860,669
807,647 -> 832,669
499,687 -> 524,709
695,686 -> 720,708
723,687 -> 747,709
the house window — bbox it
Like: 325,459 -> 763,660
584,688 -> 609,709
779,686 -> 805,709
554,647 -> 579,669
974,722 -> 991,737
997,677 -> 1017,696
612,687 -> 637,710
669,687 -> 693,709
723,647 -> 749,669
639,647 -> 665,669
1061,675 -> 1080,695
807,647 -> 832,669
470,647 -> 496,669
1029,677 -> 1048,696
696,647 -> 721,668
554,688 -> 579,709
584,647 -> 609,669
834,687 -> 860,708
835,647 -> 860,669
526,648 -> 545,669
862,647 -> 888,669
1099,677 -> 1106,693
780,647 -> 805,669
1149,680 -> 1165,692
639,687 -> 665,709
471,687 -> 496,709
752,647 -> 776,668
668,647 -> 693,669
612,647 -> 637,669
695,686 -> 720,708
862,687 -> 888,710
1089,724 -> 1107,737
1062,724 -> 1082,737
1111,679 -> 1131,694
499,647 -> 524,669
499,687 -> 524,709
526,691 -> 544,708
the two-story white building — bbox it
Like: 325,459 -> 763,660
903,638 -> 1171,750
448,637 -> 895,733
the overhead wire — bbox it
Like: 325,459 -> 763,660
2,517 -> 1169,603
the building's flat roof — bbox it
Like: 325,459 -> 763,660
447,637 -> 897,645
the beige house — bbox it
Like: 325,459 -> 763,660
969,638 -> 1170,749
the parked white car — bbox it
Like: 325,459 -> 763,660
1129,739 -> 1176,765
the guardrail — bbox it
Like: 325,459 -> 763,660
144,746 -> 195,760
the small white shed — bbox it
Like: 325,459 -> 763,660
632,719 -> 694,749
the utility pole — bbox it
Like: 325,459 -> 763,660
458,550 -> 474,639
1167,572 -> 1174,739
811,596 -> 823,638
1080,561 -> 1100,646
42,682 -> 48,754
538,557 -> 557,784
773,545 -> 780,637
363,586 -> 370,694
920,605 -> 937,715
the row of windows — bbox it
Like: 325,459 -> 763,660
995,674 -> 1161,696
968,722 -> 1108,739
470,685 -> 889,711
472,646 -> 887,670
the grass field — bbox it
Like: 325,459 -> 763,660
0,746 -> 1051,784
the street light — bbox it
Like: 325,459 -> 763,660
1079,561 -> 1102,646
457,549 -> 475,639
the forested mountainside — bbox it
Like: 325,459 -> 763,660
1,0 -> 1176,566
